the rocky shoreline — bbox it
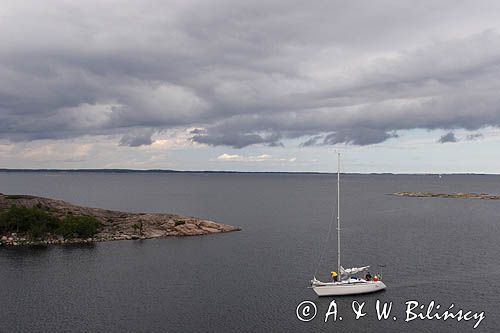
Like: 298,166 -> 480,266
393,191 -> 500,200
0,193 -> 240,247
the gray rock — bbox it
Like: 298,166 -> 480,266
0,193 -> 241,246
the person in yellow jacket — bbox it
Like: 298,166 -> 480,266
330,271 -> 338,282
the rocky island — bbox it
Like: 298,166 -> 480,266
0,193 -> 240,246
393,192 -> 500,200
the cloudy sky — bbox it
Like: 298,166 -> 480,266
1,0 -> 499,173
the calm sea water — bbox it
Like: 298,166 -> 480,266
0,172 -> 499,332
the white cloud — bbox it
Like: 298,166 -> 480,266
215,154 -> 298,163
216,153 -> 272,162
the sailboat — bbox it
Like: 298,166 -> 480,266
310,153 -> 387,296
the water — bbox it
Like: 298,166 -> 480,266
0,172 -> 499,332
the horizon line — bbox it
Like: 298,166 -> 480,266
0,168 -> 498,175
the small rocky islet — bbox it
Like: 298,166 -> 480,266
0,193 -> 240,247
392,191 -> 500,200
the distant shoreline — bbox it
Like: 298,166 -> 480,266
0,169 -> 498,176
393,192 -> 500,200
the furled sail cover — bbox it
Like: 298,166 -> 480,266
340,266 -> 370,276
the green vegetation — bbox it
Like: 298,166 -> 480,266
0,205 -> 101,239
57,215 -> 101,238
174,220 -> 185,226
0,205 -> 59,238
132,221 -> 143,235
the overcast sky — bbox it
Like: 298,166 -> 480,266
1,0 -> 499,173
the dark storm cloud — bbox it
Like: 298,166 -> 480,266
438,132 -> 458,143
192,132 -> 279,149
300,135 -> 323,147
2,1 -> 500,148
119,130 -> 154,147
324,129 -> 398,146
299,129 -> 397,147
466,133 -> 484,140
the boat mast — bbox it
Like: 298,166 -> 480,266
337,152 -> 341,280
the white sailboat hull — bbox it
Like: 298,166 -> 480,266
312,280 -> 386,296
